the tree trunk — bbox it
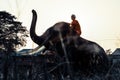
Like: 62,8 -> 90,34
3,46 -> 13,80
3,52 -> 9,80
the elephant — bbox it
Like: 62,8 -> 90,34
30,10 -> 109,77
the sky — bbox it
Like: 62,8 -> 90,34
0,0 -> 120,51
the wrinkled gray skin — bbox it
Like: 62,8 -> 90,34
30,10 -> 108,76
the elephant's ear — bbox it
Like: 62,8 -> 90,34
64,27 -> 77,37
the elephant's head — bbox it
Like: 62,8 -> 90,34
30,10 -> 77,48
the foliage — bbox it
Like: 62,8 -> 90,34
0,11 -> 28,52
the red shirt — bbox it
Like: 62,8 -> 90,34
71,20 -> 81,35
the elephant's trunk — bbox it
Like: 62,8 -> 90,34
30,10 -> 44,46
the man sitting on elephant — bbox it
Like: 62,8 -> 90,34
70,14 -> 82,36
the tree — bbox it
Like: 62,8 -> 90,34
0,11 -> 28,51
0,11 -> 28,80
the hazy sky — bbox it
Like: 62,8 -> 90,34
0,0 -> 120,51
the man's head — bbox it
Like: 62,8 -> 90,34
71,14 -> 76,20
